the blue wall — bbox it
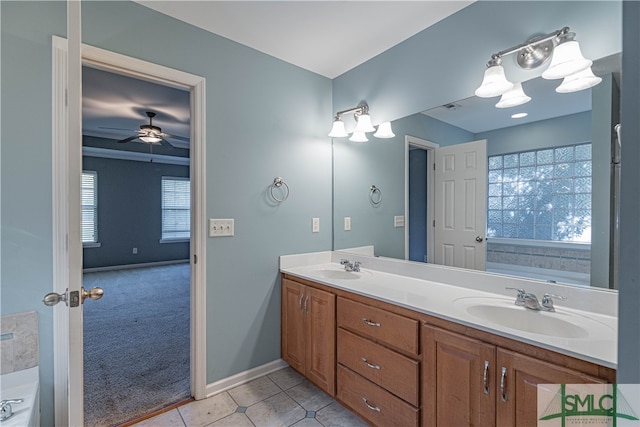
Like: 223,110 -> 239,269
1,1 -> 332,423
82,154 -> 190,269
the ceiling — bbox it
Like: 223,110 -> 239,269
83,1 -> 474,148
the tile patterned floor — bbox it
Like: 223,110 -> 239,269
132,368 -> 369,427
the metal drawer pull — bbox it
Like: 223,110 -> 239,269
483,360 -> 490,394
361,357 -> 381,370
299,294 -> 304,314
362,318 -> 381,327
362,397 -> 381,412
500,367 -> 508,402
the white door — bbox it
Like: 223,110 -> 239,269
434,140 -> 487,270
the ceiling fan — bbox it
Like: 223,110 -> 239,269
100,111 -> 189,147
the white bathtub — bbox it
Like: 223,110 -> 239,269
0,367 -> 40,427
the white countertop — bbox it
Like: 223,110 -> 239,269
280,253 -> 617,369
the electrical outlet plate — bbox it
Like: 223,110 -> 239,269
209,218 -> 235,237
344,216 -> 351,231
312,217 -> 320,233
394,215 -> 405,228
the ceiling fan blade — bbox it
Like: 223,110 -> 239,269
159,138 -> 175,149
117,135 -> 140,144
98,126 -> 138,132
162,133 -> 190,142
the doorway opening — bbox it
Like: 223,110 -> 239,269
81,66 -> 192,426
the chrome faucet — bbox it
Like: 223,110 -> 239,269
340,259 -> 361,272
506,288 -> 566,312
0,399 -> 23,422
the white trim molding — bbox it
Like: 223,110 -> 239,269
82,146 -> 189,166
205,359 -> 289,398
51,35 -> 208,423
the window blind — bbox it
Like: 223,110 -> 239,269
162,177 -> 191,240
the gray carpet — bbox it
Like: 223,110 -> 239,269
83,263 -> 191,427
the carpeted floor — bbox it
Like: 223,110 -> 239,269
82,263 -> 191,427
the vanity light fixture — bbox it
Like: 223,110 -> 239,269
328,102 -> 394,141
555,67 -> 602,93
475,26 -> 600,102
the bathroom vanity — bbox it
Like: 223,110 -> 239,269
280,252 -> 617,427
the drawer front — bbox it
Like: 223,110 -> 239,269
337,365 -> 419,427
338,328 -> 419,406
337,297 -> 419,355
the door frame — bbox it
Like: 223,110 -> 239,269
51,36 -> 207,425
404,135 -> 438,262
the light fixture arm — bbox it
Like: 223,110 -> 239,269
483,27 -> 572,71
334,102 -> 369,120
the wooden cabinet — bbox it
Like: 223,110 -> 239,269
336,296 -> 420,426
423,326 -> 496,427
496,348 -> 605,427
281,277 -> 335,395
423,324 -> 608,427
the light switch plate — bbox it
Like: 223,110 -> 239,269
312,217 -> 320,233
394,215 -> 405,227
344,216 -> 351,231
209,218 -> 234,237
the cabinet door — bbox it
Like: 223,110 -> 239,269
496,348 -> 606,427
281,279 -> 305,374
423,325 -> 496,427
306,286 -> 336,395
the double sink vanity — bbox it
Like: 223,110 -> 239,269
280,251 -> 617,426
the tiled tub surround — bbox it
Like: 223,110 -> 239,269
280,251 -> 617,368
0,311 -> 38,374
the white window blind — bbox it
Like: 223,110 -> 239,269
162,177 -> 191,240
81,171 -> 98,243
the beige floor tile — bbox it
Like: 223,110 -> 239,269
228,375 -> 282,407
131,409 -> 185,427
268,367 -> 305,390
245,391 -> 306,427
315,402 -> 369,427
291,417 -> 325,427
177,392 -> 237,427
285,380 -> 333,411
207,412 -> 254,427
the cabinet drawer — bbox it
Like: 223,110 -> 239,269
337,365 -> 419,427
338,328 -> 419,406
337,297 -> 419,355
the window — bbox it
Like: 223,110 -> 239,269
487,143 -> 592,242
161,177 -> 191,241
82,171 -> 98,244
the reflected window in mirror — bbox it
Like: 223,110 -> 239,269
487,143 -> 592,242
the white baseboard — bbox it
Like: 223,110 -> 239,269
82,259 -> 189,273
204,359 -> 289,398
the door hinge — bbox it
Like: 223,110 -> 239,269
193,254 -> 197,264
433,163 -> 436,171
433,220 -> 436,227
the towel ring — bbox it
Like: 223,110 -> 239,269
270,177 -> 290,203
369,185 -> 382,206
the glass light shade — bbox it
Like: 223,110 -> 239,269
541,40 -> 592,80
373,121 -> 395,138
140,135 -> 162,143
495,82 -> 531,108
475,64 -> 513,98
353,113 -> 375,133
555,67 -> 602,93
349,131 -> 369,142
328,119 -> 348,138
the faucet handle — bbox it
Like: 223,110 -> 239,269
541,293 -> 566,311
505,287 -> 526,306
340,259 -> 350,265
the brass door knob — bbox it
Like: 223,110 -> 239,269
82,286 -> 104,303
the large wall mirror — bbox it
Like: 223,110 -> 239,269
332,7 -> 621,290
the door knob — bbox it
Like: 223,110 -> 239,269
43,289 -> 68,307
475,236 -> 484,243
82,287 -> 104,303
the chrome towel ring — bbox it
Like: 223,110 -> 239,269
369,185 -> 382,206
270,177 -> 290,203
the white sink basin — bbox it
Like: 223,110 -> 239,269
453,297 -> 613,339
309,269 -> 363,280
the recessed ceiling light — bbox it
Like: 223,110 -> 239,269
511,112 -> 528,119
